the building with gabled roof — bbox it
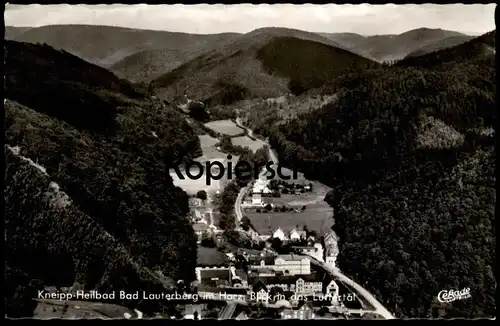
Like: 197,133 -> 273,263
248,254 -> 311,276
280,302 -> 315,320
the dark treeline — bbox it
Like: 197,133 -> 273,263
4,149 -> 180,316
263,31 -> 496,318
4,41 -> 202,317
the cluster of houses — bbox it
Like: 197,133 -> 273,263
243,179 -> 313,208
193,250 -> 340,313
189,197 -> 223,243
269,180 -> 313,195
243,228 -> 338,270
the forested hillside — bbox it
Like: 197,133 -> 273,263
4,41 -> 202,317
266,32 -> 496,318
397,30 -> 495,68
405,35 -> 475,58
150,28 -> 378,104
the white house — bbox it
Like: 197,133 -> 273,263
323,231 -> 339,269
264,277 -> 323,296
273,228 -> 288,242
252,193 -> 263,205
280,303 -> 315,320
289,228 -> 307,242
253,179 -> 272,194
325,280 -> 339,296
248,254 -> 311,276
273,254 -> 311,275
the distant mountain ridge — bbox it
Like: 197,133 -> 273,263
109,34 -> 241,83
6,24 -> 241,67
320,28 -> 469,62
6,25 -> 476,84
5,26 -> 33,39
397,30 -> 495,68
405,35 -> 475,58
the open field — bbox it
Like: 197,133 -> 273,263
269,180 -> 331,206
170,168 -> 227,195
244,205 -> 334,236
244,177 -> 333,235
196,134 -> 226,160
204,119 -> 244,136
170,134 -> 240,195
231,136 -> 266,153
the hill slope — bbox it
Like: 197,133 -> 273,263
8,24 -> 240,67
397,30 -> 495,68
109,32 -> 240,83
5,26 -> 33,38
405,35 -> 475,58
266,31 -> 495,318
151,28 -> 378,104
4,40 -> 201,317
320,28 -> 467,62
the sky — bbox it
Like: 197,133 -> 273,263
5,4 -> 496,36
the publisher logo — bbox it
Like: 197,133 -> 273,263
437,287 -> 471,303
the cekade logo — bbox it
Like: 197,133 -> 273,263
437,287 -> 471,303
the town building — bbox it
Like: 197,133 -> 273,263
252,193 -> 264,205
291,243 -> 324,262
195,266 -> 248,287
289,228 -> 307,242
195,266 -> 248,302
280,303 -> 315,320
323,231 -> 339,269
257,227 -> 308,243
248,274 -> 340,305
272,227 -> 288,242
248,267 -> 278,277
253,179 -> 272,195
248,254 -> 311,276
324,280 -> 340,298
196,267 -> 233,286
249,274 -> 323,297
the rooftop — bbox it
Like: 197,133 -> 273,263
193,223 -> 209,232
199,269 -> 232,282
248,274 -> 322,287
276,254 -> 308,262
248,256 -> 275,266
291,246 -> 317,250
